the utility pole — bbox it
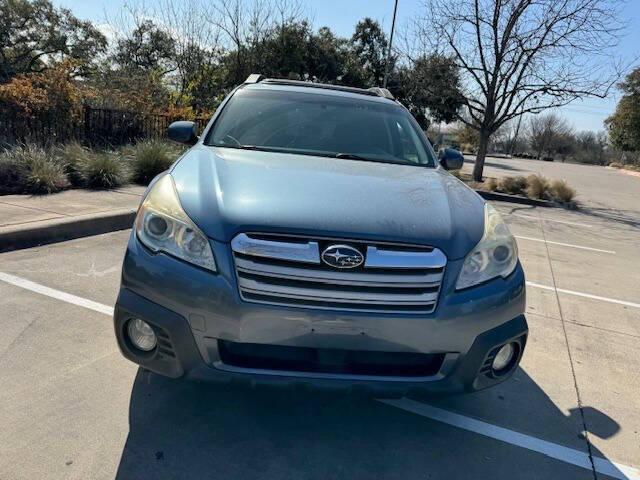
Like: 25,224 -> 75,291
382,0 -> 399,88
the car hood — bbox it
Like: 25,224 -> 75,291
170,146 -> 485,259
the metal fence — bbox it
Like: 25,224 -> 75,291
0,106 -> 209,148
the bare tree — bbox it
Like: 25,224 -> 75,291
155,0 -> 222,96
414,0 -> 626,180
528,113 -> 573,160
209,0 -> 305,84
107,0 -> 221,94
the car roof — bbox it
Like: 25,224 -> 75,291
240,77 -> 398,105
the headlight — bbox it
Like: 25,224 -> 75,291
456,204 -> 517,290
135,174 -> 217,272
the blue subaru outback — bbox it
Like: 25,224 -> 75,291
114,75 -> 527,397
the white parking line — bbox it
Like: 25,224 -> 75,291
380,398 -> 640,480
514,235 -> 616,254
509,212 -> 594,228
1,271 -> 639,478
0,271 -> 114,316
526,281 -> 640,309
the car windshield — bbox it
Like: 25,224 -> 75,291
207,87 -> 436,167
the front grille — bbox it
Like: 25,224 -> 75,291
231,233 -> 447,314
218,340 -> 446,377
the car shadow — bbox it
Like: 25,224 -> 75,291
115,367 -> 621,479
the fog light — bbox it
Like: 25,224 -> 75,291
492,343 -> 516,372
127,318 -> 157,352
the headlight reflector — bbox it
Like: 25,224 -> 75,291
456,204 -> 517,290
135,174 -> 216,272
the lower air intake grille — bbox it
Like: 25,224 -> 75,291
231,233 -> 447,314
218,340 -> 446,377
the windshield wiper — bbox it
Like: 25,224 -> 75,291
334,153 -> 371,161
334,153 -> 416,166
215,143 -> 284,153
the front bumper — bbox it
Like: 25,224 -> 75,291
113,233 -> 528,396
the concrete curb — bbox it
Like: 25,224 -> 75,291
0,190 -> 551,254
475,190 -> 553,207
0,208 -> 136,253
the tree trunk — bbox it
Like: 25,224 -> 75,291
473,130 -> 490,181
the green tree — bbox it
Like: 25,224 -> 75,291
392,54 -> 464,129
305,27 -> 345,83
174,42 -> 222,113
606,68 -> 640,152
349,18 -> 389,87
0,0 -> 106,82
254,21 -> 312,79
112,20 -> 176,74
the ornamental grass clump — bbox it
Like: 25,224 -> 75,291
525,174 -> 549,199
54,142 -> 92,187
548,179 -> 576,204
131,140 -> 178,185
497,175 -> 527,194
0,145 -> 68,194
79,151 -> 127,189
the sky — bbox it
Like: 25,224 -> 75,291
52,0 -> 640,132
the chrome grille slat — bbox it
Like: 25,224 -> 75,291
231,233 -> 320,264
238,278 -> 440,304
231,233 -> 446,314
235,257 -> 444,287
242,289 -> 437,307
365,246 -> 447,269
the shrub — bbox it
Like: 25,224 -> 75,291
498,175 -> 527,194
25,148 -> 69,194
0,61 -> 86,128
548,179 -> 576,204
131,140 -> 177,184
54,142 -> 92,187
79,151 -> 127,189
525,175 -> 549,199
0,145 -> 67,194
608,162 -> 622,168
0,149 -> 29,194
485,177 -> 498,191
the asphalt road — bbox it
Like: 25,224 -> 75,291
1,190 -> 639,478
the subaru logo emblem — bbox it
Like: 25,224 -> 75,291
321,245 -> 364,269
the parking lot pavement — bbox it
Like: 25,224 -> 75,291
1,201 -> 639,480
464,156 -> 640,229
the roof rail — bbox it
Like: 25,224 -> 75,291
261,79 -> 379,97
244,74 -> 265,84
243,75 -> 397,101
367,87 -> 395,100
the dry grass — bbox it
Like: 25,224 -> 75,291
452,171 -> 577,208
548,179 -> 576,204
497,175 -> 527,195
525,174 -> 548,199
485,177 -> 498,191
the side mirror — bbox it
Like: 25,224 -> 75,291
438,148 -> 464,170
168,121 -> 198,145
